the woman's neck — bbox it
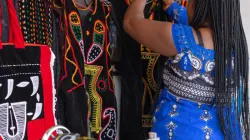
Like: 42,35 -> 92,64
201,19 -> 211,28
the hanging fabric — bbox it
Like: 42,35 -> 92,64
109,0 -> 143,139
57,0 -> 89,136
0,0 -> 57,140
126,0 -> 164,137
17,0 -> 53,46
57,0 -> 117,139
109,0 -> 168,139
51,0 -> 64,125
81,0 -> 117,139
1,0 -> 10,42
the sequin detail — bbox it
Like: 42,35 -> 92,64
202,126 -> 212,140
168,104 -> 178,117
155,100 -> 166,112
200,110 -> 212,122
166,121 -> 177,139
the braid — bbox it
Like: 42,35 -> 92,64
191,0 -> 249,139
190,0 -> 209,29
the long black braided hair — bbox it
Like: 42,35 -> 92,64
190,0 -> 249,139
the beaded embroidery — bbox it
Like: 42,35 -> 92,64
202,126 -> 212,140
168,104 -> 178,117
163,68 -> 215,104
200,110 -> 212,122
166,121 -> 177,139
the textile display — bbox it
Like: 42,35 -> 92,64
109,0 -> 143,139
57,0 -> 117,139
0,0 -> 57,140
80,0 -> 117,139
110,0 -> 166,139
51,0 -> 64,125
57,0 -> 89,136
17,0 -> 53,46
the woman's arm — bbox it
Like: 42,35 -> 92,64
123,0 -> 177,57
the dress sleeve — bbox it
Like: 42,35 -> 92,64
166,2 -> 189,25
171,24 -> 193,54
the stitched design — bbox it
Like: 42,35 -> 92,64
85,65 -> 103,134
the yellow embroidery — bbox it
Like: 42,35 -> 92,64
94,20 -> 105,34
85,65 -> 103,133
141,52 -> 160,92
141,44 -> 152,52
86,30 -> 90,36
141,52 -> 160,127
142,115 -> 153,128
142,77 -> 154,114
69,11 -> 81,25
65,37 -> 79,85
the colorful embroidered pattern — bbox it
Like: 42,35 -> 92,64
59,35 -> 85,93
99,108 -> 117,140
97,78 -> 108,92
87,44 -> 103,64
81,1 -> 117,139
35,0 -> 46,44
86,20 -> 105,64
58,0 -> 117,139
18,0 -> 53,46
140,11 -> 160,128
141,52 -> 160,127
46,0 -> 53,47
58,1 -> 88,136
18,0 -> 35,43
69,11 -> 85,62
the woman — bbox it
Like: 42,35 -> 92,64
123,0 -> 249,139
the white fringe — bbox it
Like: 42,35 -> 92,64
49,48 -> 57,125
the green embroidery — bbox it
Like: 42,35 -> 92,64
71,25 -> 83,42
93,32 -> 104,46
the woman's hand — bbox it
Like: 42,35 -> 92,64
163,0 -> 174,11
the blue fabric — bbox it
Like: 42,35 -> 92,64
151,88 -> 224,140
171,24 -> 215,75
166,2 -> 189,25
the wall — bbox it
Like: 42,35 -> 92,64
241,0 -> 250,97
241,0 -> 250,45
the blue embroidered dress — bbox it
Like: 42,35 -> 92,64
151,24 -> 224,140
150,3 -> 225,139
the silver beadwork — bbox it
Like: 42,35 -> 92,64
200,110 -> 212,122
166,121 -> 177,139
168,104 -> 179,117
202,126 -> 212,140
163,69 -> 215,104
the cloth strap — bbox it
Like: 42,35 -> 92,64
195,29 -> 204,46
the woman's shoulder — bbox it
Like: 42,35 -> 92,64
193,27 -> 214,50
172,24 -> 214,51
